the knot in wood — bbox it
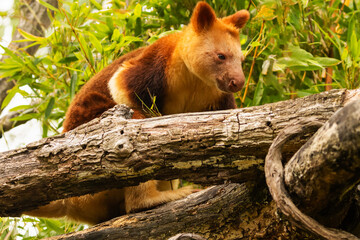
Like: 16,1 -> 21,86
114,137 -> 134,157
100,104 -> 133,120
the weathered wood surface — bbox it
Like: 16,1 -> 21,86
48,182 -> 311,240
0,89 -> 359,216
282,99 -> 360,237
47,184 -> 259,240
285,99 -> 360,220
265,100 -> 360,240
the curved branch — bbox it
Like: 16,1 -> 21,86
265,100 -> 360,239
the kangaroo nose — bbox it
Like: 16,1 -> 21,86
230,80 -> 237,88
228,78 -> 244,92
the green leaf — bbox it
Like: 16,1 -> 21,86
306,59 -> 323,69
0,46 -> 24,64
43,218 -> 64,234
0,62 -> 22,70
92,23 -> 110,35
254,5 -> 276,21
135,17 -> 142,36
17,29 -> 45,43
313,57 -> 341,67
45,97 -> 55,120
111,28 -> 121,42
89,33 -> 103,53
38,0 -> 59,12
31,82 -> 53,92
252,78 -> 264,106
134,4 -> 142,17
42,122 -> 49,138
11,112 -> 40,121
123,36 -> 142,43
350,31 -> 358,59
74,51 -> 84,61
347,14 -> 356,45
70,71 -> 78,101
87,44 -> 94,68
105,16 -> 114,32
10,104 -> 33,112
265,74 -> 283,94
78,34 -> 90,58
90,0 -> 102,10
250,41 -> 261,47
1,86 -> 17,109
296,90 -> 317,97
277,57 -> 308,68
288,45 -> 313,60
58,55 -> 78,64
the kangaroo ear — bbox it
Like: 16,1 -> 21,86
190,2 -> 216,33
222,10 -> 250,29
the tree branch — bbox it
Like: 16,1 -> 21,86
47,184 -> 260,240
265,125 -> 356,239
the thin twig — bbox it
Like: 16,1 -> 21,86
240,20 -> 265,106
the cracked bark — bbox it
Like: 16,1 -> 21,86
48,184 -> 267,240
0,89 -> 360,239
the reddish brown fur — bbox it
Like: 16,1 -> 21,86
121,34 -> 179,114
222,10 -> 250,29
25,2 -> 250,225
63,47 -> 145,132
191,2 -> 216,33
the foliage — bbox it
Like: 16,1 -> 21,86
0,0 -> 359,238
1,0 -> 359,135
0,216 -> 86,239
239,0 -> 360,107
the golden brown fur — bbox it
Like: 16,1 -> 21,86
25,2 -> 250,225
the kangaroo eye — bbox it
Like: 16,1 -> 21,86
217,54 -> 226,60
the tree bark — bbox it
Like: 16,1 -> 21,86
265,99 -> 360,239
284,99 -> 360,236
47,183 -> 273,240
0,89 -> 359,218
0,0 -> 58,134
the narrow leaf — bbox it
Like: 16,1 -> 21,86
44,97 -> 55,120
1,87 -> 17,109
134,4 -> 142,17
38,0 -> 59,12
350,31 -> 358,58
17,28 -> 45,42
89,33 -> 103,53
252,78 -> 264,106
90,0 -> 102,10
11,112 -> 40,121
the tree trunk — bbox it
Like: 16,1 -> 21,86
0,89 -> 359,239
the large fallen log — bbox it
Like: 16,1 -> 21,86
0,89 -> 359,217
